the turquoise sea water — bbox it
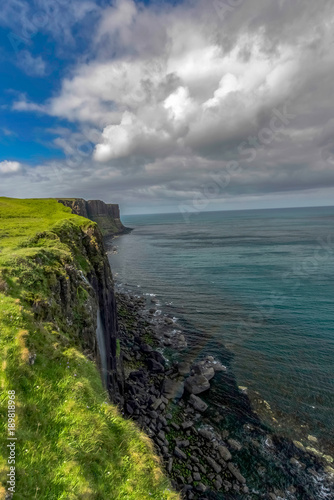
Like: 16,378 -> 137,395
108,206 -> 334,456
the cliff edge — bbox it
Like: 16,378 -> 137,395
0,197 -> 178,500
57,198 -> 128,238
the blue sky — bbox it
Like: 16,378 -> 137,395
0,0 -> 101,164
1,0 -> 334,214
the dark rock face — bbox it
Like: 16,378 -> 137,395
57,198 -> 127,237
84,225 -> 124,404
32,220 -> 124,406
86,199 -> 120,220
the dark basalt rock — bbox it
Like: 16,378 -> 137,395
140,343 -> 153,353
174,447 -> 187,460
205,457 -> 222,474
177,361 -> 191,376
218,445 -> 232,461
147,358 -> 165,372
227,463 -> 246,484
149,350 -> 166,365
162,378 -> 185,400
189,394 -> 208,412
185,374 -> 210,395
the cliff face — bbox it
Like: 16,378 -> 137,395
57,198 -> 126,238
51,221 -> 124,404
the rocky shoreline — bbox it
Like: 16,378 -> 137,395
115,290 -> 334,500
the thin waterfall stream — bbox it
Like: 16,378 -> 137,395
96,309 -> 108,388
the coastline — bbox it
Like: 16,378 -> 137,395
112,275 -> 334,499
107,208 -> 334,461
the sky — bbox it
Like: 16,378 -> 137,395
0,0 -> 334,215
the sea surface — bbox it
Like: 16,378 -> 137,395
108,206 -> 334,457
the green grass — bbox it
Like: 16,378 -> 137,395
0,197 -> 85,250
0,198 -> 179,500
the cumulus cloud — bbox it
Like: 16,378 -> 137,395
7,0 -> 334,211
0,160 -> 23,175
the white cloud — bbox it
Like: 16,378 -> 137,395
17,51 -> 47,77
12,95 -> 46,113
7,0 -> 334,210
163,86 -> 195,122
0,160 -> 23,175
40,21 -> 302,163
94,112 -> 138,161
94,111 -> 172,162
203,74 -> 241,109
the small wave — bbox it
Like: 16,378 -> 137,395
311,473 -> 334,499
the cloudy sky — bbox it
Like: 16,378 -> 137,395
0,0 -> 334,214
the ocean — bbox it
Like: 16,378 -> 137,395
108,206 -> 334,458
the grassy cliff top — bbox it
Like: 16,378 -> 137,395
0,197 -> 85,252
0,198 -> 178,500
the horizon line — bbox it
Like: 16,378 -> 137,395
123,203 -> 334,217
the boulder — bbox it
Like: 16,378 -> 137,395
196,483 -> 207,493
185,375 -> 210,394
157,430 -> 166,440
140,343 -> 153,353
151,398 -> 163,410
218,445 -> 232,461
162,378 -> 185,400
205,457 -> 221,473
175,439 -> 190,448
195,356 -> 227,375
147,358 -> 164,372
214,479 -> 222,490
181,421 -> 194,430
193,364 -> 215,380
227,463 -> 246,484
174,447 -> 187,460
198,428 -> 215,441
168,458 -> 173,473
189,394 -> 208,412
150,350 -> 166,366
227,438 -> 242,451
177,361 -> 191,376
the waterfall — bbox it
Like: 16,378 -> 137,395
96,309 -> 108,388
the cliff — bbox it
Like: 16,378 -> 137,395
0,197 -> 178,500
57,198 -> 127,238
